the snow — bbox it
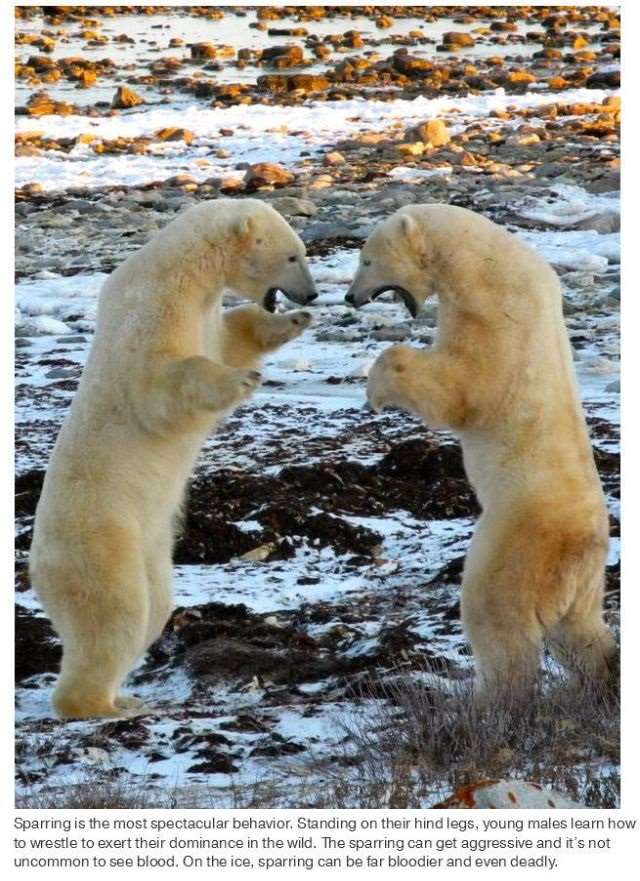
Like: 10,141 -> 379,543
516,183 -> 620,227
14,12 -> 620,803
517,228 -> 619,273
16,87 -> 618,192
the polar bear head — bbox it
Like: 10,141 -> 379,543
344,206 -> 442,318
221,199 -> 317,311
148,198 -> 318,311
345,204 -> 518,318
345,204 -> 553,320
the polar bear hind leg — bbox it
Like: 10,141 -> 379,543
144,549 -> 174,651
42,525 -> 151,719
462,517 -> 616,704
546,570 -> 617,685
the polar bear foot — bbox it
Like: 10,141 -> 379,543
53,687 -> 151,720
54,698 -> 146,720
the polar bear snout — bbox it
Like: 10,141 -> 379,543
273,258 -> 319,307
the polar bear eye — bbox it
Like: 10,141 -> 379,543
288,255 -> 297,263
363,258 -> 372,267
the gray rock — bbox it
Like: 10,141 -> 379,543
269,196 -> 318,217
69,200 -> 100,215
574,211 -> 620,234
605,379 -> 620,394
371,324 -> 412,342
303,221 -> 361,241
534,162 -> 566,179
45,367 -> 78,379
315,329 -> 363,343
585,172 -> 620,194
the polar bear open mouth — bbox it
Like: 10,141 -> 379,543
263,288 -> 278,312
264,287 -> 308,311
371,285 -> 419,318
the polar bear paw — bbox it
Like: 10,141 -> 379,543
367,345 -> 411,412
260,309 -> 313,350
222,367 -> 262,407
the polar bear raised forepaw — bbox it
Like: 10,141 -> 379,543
220,366 -> 262,407
367,344 -> 413,413
261,309 -> 313,349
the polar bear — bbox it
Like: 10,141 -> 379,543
346,204 -> 615,703
29,198 -> 317,719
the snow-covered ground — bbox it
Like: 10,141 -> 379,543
16,87 -> 618,192
15,8 -> 620,807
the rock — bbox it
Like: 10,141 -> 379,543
154,127 -> 194,144
393,142 -> 426,157
585,171 -> 620,194
407,118 -> 450,147
256,74 -> 289,93
371,324 -> 412,342
288,74 -> 329,92
442,31 -> 475,48
392,53 -> 433,76
15,144 -> 41,157
244,162 -> 294,189
434,780 -> 583,809
316,329 -> 363,343
25,90 -> 75,117
605,379 -> 620,394
257,73 -> 329,93
585,70 -> 620,88
269,196 -> 317,217
112,86 -> 144,109
343,30 -> 364,49
25,315 -> 71,336
574,211 -> 620,234
45,367 -> 78,380
376,15 -> 394,28
506,132 -> 540,147
506,69 -> 537,85
261,44 -> 304,67
323,151 -> 346,166
190,42 -> 217,60
163,174 -> 197,188
313,44 -> 331,59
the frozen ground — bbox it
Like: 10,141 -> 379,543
15,86 -> 617,192
15,202 -> 620,802
15,6 -> 620,808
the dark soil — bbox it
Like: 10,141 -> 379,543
15,605 -> 60,682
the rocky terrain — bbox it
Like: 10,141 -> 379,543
15,6 -> 620,809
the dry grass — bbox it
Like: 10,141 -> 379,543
322,660 -> 620,808
16,659 -> 619,810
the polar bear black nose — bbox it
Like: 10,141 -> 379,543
345,292 -> 354,305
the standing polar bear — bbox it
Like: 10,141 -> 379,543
346,204 -> 614,702
30,199 -> 317,719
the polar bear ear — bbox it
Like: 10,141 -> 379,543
232,215 -> 256,239
400,213 -> 418,241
